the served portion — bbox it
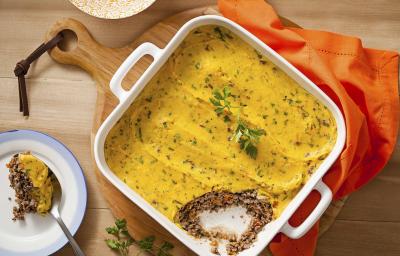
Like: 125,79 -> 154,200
105,25 -> 337,253
7,152 -> 53,220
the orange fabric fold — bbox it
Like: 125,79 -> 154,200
218,0 -> 399,255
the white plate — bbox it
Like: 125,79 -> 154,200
0,130 -> 87,256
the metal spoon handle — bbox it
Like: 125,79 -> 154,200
52,214 -> 85,256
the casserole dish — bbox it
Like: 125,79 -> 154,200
94,15 -> 346,255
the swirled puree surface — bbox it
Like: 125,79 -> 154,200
105,25 -> 337,223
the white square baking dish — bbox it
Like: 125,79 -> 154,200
94,15 -> 346,256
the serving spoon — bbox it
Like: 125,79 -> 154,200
49,172 -> 86,256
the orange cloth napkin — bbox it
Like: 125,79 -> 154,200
218,0 -> 399,255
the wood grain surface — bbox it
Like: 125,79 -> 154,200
0,0 -> 399,255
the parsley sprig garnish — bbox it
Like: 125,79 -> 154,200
209,87 -> 238,114
105,219 -> 174,256
105,219 -> 134,256
210,86 -> 266,159
234,120 -> 266,159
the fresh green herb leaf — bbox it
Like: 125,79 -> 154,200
223,86 -> 231,98
105,239 -> 119,250
157,241 -> 174,256
138,236 -> 155,252
105,218 -> 175,256
209,97 -> 221,107
215,107 -> 225,114
105,219 -> 133,256
213,90 -> 224,100
120,229 -> 131,238
209,87 -> 266,159
209,86 -> 238,114
106,226 -> 119,235
234,120 -> 265,159
115,219 -> 127,229
243,142 -> 258,159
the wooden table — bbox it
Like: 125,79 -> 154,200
0,0 -> 399,255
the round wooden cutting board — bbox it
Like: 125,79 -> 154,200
45,5 -> 346,255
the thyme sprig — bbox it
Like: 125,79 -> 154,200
105,219 -> 174,256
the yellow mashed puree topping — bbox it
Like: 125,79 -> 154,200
19,153 -> 53,214
105,25 -> 337,221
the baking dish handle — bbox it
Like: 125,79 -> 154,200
110,42 -> 162,101
281,180 -> 332,239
